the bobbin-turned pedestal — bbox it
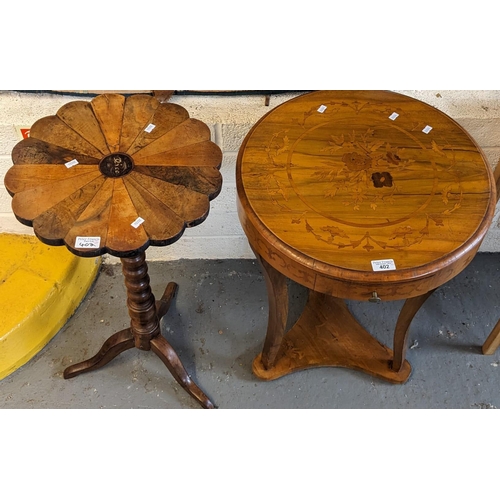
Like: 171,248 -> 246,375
63,251 -> 214,409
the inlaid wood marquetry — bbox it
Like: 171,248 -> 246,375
237,90 -> 496,383
5,93 -> 222,408
6,93 -> 222,258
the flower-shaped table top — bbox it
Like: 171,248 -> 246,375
5,93 -> 223,257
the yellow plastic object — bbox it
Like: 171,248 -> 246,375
0,234 -> 101,380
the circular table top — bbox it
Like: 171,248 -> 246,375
5,94 -> 223,257
237,90 -> 496,295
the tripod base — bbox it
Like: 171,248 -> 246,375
64,260 -> 215,409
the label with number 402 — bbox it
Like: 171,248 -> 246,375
371,259 -> 396,272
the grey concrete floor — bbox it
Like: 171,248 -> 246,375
1,254 -> 500,409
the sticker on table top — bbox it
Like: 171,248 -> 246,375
371,259 -> 396,272
317,105 -> 327,113
389,112 -> 399,121
65,159 -> 79,168
131,217 -> 145,228
422,125 -> 433,134
144,123 -> 156,133
75,236 -> 101,249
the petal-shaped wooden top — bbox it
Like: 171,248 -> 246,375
237,90 -> 496,300
5,94 -> 223,257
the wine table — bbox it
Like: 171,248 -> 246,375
5,93 -> 222,408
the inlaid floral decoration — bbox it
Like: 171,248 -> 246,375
261,100 -> 464,252
5,94 -> 222,257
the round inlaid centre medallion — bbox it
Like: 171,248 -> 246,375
99,153 -> 134,178
286,119 -> 438,228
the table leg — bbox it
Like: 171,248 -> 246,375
63,251 -> 214,409
151,336 -> 214,409
255,253 -> 288,369
392,289 -> 436,372
482,318 -> 500,355
155,281 -> 178,319
63,328 -> 134,379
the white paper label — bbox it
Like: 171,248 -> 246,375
131,217 -> 145,228
371,259 -> 396,272
389,112 -> 399,121
144,123 -> 156,133
65,159 -> 79,168
317,105 -> 327,113
75,236 -> 101,249
422,125 -> 433,134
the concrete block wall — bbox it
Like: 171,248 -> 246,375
1,90 -> 500,263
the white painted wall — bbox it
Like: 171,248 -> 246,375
1,90 -> 500,263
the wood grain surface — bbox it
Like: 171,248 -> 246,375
239,90 -> 496,383
63,253 -> 215,409
5,94 -> 223,257
252,290 -> 412,383
483,318 -> 500,355
237,90 -> 496,301
5,93 -> 220,409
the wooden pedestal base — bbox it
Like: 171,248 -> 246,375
253,291 -> 412,383
63,252 -> 214,409
253,255 -> 435,384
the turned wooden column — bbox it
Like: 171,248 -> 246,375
122,252 -> 161,350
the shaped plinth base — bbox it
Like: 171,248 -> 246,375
252,291 -> 411,383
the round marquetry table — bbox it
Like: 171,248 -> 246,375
237,90 -> 496,383
5,93 -> 222,408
